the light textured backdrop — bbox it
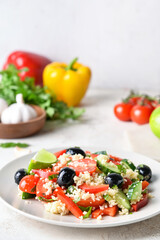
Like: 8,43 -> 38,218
0,0 -> 160,90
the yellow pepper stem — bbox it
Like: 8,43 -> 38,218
65,57 -> 78,71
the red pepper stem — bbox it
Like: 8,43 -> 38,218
65,57 -> 78,71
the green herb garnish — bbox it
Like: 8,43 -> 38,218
0,64 -> 84,120
79,206 -> 92,219
67,185 -> 76,194
0,142 -> 29,148
38,196 -> 54,202
66,160 -> 72,166
48,174 -> 58,180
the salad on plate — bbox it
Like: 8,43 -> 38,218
14,147 -> 152,220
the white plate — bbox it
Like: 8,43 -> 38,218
0,147 -> 160,228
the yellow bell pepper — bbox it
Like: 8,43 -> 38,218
43,58 -> 91,106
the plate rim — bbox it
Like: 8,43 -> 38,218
0,147 -> 160,228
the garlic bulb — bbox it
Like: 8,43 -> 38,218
0,98 -> 8,118
1,94 -> 37,124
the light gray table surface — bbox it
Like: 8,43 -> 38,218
0,89 -> 160,240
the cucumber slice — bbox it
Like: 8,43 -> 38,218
97,159 -> 121,174
115,190 -> 131,210
127,181 -> 142,202
22,192 -> 36,199
121,159 -> 136,171
103,194 -> 112,202
28,149 -> 57,172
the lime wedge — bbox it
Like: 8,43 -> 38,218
28,149 -> 57,172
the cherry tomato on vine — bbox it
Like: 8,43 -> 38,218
114,103 -> 133,121
130,97 -> 155,108
130,105 -> 153,125
128,97 -> 141,105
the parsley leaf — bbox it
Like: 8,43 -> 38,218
0,142 -> 29,148
48,174 -> 58,180
0,64 -> 85,120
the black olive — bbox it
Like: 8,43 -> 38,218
66,147 -> 86,158
57,167 -> 76,188
14,168 -> 28,185
137,164 -> 152,181
105,173 -> 123,188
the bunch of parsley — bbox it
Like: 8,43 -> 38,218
0,65 -> 84,120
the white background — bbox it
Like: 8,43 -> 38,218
0,0 -> 160,90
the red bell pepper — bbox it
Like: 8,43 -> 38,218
76,197 -> 105,208
54,187 -> 83,219
79,183 -> 109,193
3,51 -> 51,86
122,178 -> 132,190
132,194 -> 149,212
92,205 -> 118,218
142,180 -> 149,190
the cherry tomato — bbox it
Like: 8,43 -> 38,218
52,161 -> 68,174
130,105 -> 153,125
36,178 -> 55,199
68,158 -> 97,176
32,169 -> 57,178
53,149 -> 66,158
114,103 -> 133,121
19,175 -> 39,194
129,97 -> 141,105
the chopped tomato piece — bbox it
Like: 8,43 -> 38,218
68,158 -> 97,176
132,194 -> 149,212
36,178 -> 55,199
54,187 -> 83,219
79,183 -> 109,194
109,159 -> 121,165
109,155 -> 122,162
53,149 -> 66,158
19,175 -> 39,194
92,209 -> 102,218
32,169 -> 57,178
85,151 -> 91,155
103,205 -> 118,216
92,205 -> 118,218
109,155 -> 122,165
142,181 -> 149,190
76,197 -> 105,208
122,178 -> 132,190
90,154 -> 98,159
